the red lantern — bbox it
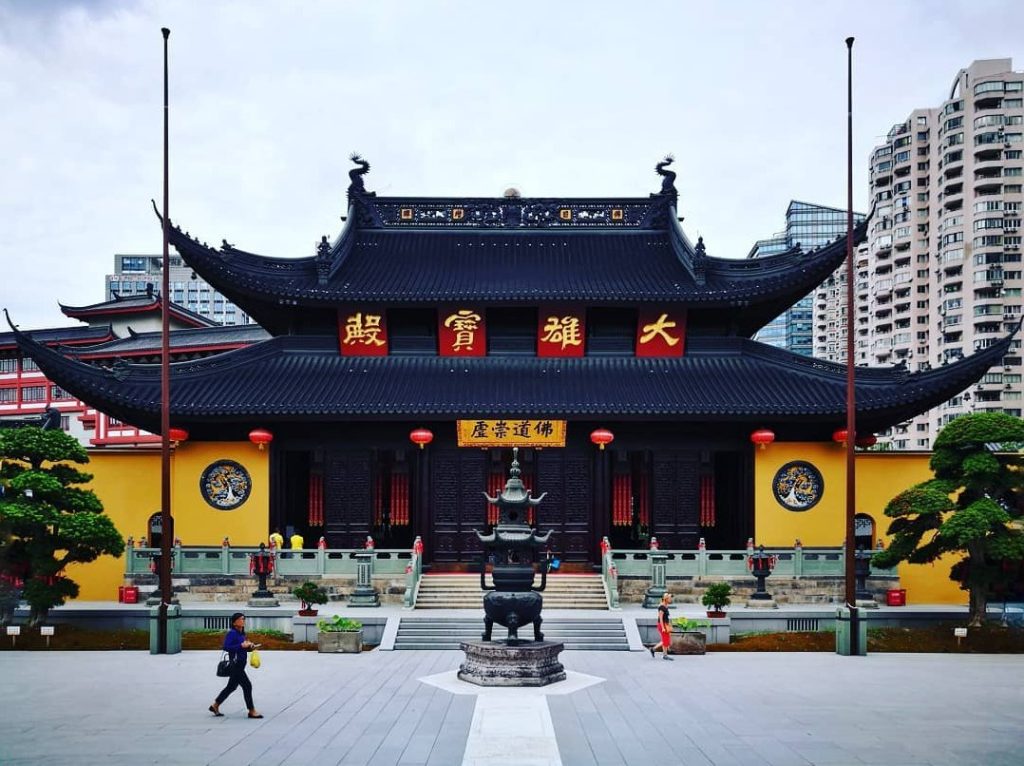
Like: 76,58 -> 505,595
750,428 -> 775,450
832,428 -> 849,445
590,428 -> 614,450
168,427 -> 189,445
409,428 -> 434,449
855,434 -> 877,448
248,428 -> 273,450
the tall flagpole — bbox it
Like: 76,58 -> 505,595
844,36 -> 860,655
158,26 -> 172,654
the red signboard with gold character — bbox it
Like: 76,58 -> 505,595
635,309 -> 685,357
338,308 -> 389,356
439,307 -> 486,356
537,306 -> 586,358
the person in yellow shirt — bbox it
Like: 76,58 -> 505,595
290,532 -> 304,551
269,529 -> 284,551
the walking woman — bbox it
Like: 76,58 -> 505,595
210,612 -> 263,718
649,592 -> 674,660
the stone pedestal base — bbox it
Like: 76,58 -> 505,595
248,596 -> 280,607
642,587 -> 666,609
745,598 -> 778,609
458,640 -> 566,687
348,586 -> 380,607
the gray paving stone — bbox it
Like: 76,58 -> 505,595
2,650 -> 1024,765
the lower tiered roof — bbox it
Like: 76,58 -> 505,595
11,324 -> 1016,441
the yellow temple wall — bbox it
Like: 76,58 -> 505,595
64,439 -> 966,604
68,442 -> 269,600
753,442 -> 965,605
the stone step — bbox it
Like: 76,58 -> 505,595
393,617 -> 629,651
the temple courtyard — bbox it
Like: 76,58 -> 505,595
1,647 -> 1021,765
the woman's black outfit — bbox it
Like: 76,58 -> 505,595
215,626 -> 254,711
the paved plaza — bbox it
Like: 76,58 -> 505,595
2,647 -> 1022,766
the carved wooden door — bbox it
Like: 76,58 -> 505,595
322,449 -> 373,548
535,449 -> 592,562
429,449 -> 487,562
651,450 -> 700,547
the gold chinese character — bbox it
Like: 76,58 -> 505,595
639,313 -> 680,346
541,315 -> 583,350
342,312 -> 386,346
444,310 -> 482,352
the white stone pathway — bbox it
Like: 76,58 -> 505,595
420,670 -> 604,766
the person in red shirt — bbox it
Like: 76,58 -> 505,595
648,592 -> 674,661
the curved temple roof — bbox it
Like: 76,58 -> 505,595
10,320 -> 1016,440
163,197 -> 867,336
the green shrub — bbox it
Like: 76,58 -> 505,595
317,615 -> 362,632
671,617 -> 710,631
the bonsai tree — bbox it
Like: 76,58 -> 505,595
701,582 -> 732,615
872,412 -> 1024,626
0,427 -> 124,625
292,581 -> 328,614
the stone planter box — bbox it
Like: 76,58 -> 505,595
670,631 -> 706,655
318,630 -> 362,653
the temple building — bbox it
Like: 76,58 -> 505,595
11,157 -> 1016,578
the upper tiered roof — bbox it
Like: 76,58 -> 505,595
165,157 -> 866,335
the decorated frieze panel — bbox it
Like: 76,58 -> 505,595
537,306 -> 585,358
372,199 -> 663,228
338,307 -> 389,356
439,307 -> 486,356
635,309 -> 686,357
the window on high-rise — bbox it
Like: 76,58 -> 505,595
120,256 -> 147,272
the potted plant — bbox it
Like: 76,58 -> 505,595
292,581 -> 328,616
702,582 -> 732,618
670,616 -> 709,655
316,614 -> 363,653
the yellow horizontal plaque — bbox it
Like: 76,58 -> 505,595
457,419 -> 566,448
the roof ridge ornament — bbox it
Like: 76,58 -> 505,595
315,235 -> 332,285
655,154 -> 678,200
693,235 -> 708,285
347,153 -> 375,202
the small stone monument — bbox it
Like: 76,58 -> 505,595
458,449 -> 566,686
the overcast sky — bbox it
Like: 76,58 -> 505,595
2,0 -> 1023,329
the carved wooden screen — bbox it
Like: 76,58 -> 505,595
429,448 -> 487,562
323,449 -> 373,548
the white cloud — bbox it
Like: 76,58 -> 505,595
2,0 -> 1023,328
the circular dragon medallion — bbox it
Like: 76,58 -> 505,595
772,461 -> 824,512
199,460 -> 252,510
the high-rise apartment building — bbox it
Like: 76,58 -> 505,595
750,201 -> 864,356
105,254 -> 252,326
858,59 -> 1023,450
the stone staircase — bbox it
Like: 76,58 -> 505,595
393,616 -> 629,650
413,573 -> 609,609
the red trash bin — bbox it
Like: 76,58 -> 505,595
886,588 -> 906,606
118,585 -> 126,603
123,586 -> 139,604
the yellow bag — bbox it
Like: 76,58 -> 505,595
249,649 -> 261,669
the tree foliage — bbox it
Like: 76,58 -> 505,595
872,412 -> 1024,626
0,427 -> 124,624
